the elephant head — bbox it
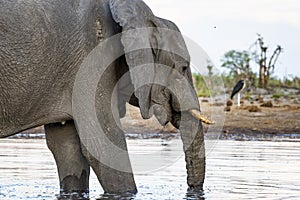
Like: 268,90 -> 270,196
110,0 -> 212,190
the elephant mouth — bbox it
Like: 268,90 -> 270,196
151,90 -> 214,127
151,100 -> 215,128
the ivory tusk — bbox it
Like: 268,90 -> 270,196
189,109 -> 215,125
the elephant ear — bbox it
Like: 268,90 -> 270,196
109,0 -> 156,119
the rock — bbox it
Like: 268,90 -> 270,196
261,101 -> 273,108
248,105 -> 262,112
224,106 -> 231,112
226,100 -> 233,107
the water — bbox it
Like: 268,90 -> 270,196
1,138 -> 300,199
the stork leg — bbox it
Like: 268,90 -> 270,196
237,93 -> 241,107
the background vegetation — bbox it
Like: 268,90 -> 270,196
192,34 -> 300,97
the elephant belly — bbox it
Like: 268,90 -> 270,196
0,1 -> 87,137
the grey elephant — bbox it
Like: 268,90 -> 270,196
0,0 -> 211,197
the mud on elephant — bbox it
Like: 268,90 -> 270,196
0,0 -> 211,197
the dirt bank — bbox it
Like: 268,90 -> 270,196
216,101 -> 300,135
121,97 -> 300,136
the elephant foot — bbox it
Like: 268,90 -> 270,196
187,183 -> 204,193
58,170 -> 89,197
57,191 -> 89,200
186,186 -> 205,200
97,191 -> 137,200
98,166 -> 137,195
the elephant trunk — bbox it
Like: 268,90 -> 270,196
172,111 -> 206,190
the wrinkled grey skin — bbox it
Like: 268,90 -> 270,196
0,0 -> 205,197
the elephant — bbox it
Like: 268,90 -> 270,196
0,0 -> 211,197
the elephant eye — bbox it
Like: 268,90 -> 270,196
182,66 -> 188,73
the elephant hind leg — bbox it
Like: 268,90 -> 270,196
45,121 -> 90,197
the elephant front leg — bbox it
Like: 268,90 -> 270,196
82,139 -> 137,197
78,106 -> 137,196
45,121 -> 90,198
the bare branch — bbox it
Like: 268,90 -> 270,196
268,45 -> 283,74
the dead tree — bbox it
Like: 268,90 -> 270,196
254,34 -> 283,88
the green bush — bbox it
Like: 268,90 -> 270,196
272,94 -> 282,99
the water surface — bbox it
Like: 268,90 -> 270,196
1,138 -> 300,199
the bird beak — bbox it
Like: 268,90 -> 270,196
189,109 -> 215,125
